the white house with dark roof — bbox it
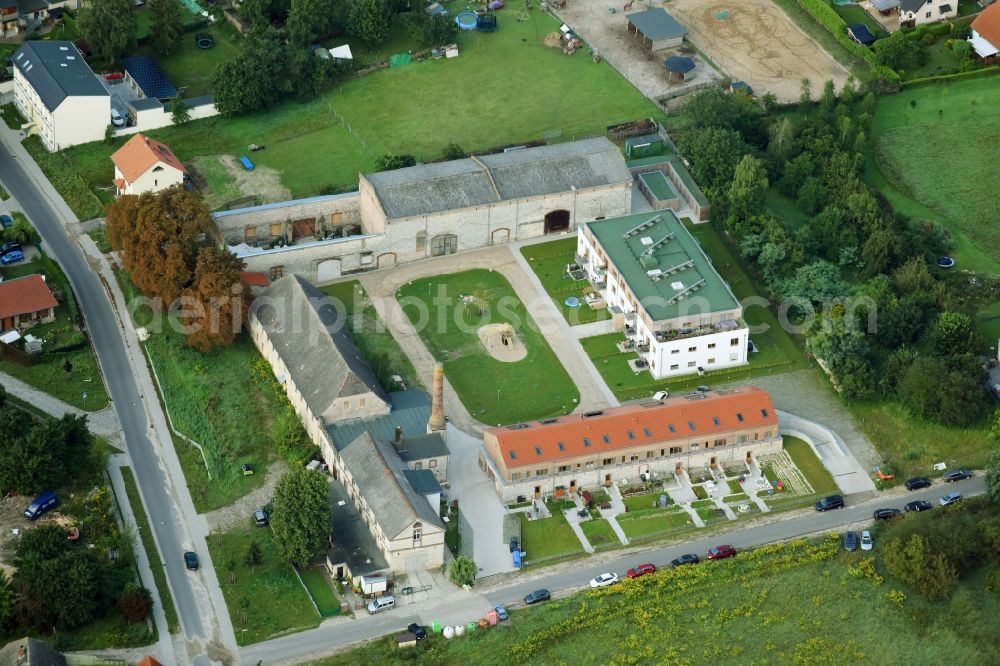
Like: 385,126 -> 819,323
12,40 -> 109,151
899,0 -> 956,26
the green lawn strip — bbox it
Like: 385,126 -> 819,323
977,300 -> 1000,344
579,519 -> 620,551
53,10 -> 659,204
849,400 -> 991,482
769,0 -> 869,76
397,269 -> 578,424
517,511 -> 581,562
617,509 -> 692,541
0,102 -> 23,130
120,466 -> 180,633
722,493 -> 749,503
622,492 -> 668,513
321,280 -> 420,391
298,567 -> 341,617
519,239 -> 611,326
783,436 -> 839,495
208,525 -> 321,645
135,23 -> 244,97
726,478 -> 742,494
690,498 -> 714,508
23,135 -> 105,220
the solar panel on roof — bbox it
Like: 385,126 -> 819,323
120,56 -> 178,100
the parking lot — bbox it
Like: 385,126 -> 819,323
96,73 -> 142,124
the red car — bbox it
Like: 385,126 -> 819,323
626,563 -> 657,578
706,544 -> 737,560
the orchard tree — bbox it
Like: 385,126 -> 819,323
105,187 -> 215,305
926,311 -> 978,357
348,0 -> 391,46
874,31 -> 924,71
272,469 -> 331,566
78,0 -> 137,63
405,10 -> 457,47
171,95 -> 191,125
149,0 -> 184,55
181,247 -> 249,353
245,539 -> 263,571
898,355 -> 987,426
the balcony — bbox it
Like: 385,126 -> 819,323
651,320 -> 746,345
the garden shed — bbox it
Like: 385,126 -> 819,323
626,8 -> 687,51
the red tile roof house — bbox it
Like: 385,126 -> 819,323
110,133 -> 187,196
0,274 -> 58,332
480,386 -> 781,502
970,2 -> 1000,63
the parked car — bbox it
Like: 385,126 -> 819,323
860,531 -> 873,551
367,595 -> 395,614
590,572 -> 619,588
407,623 -> 427,641
0,214 -> 12,229
23,490 -> 58,520
1,250 -> 24,265
873,508 -> 902,521
843,530 -> 857,552
524,589 -> 551,605
626,563 -> 657,578
905,500 -> 933,513
706,544 -> 737,560
939,492 -> 963,506
942,470 -> 972,483
670,553 -> 700,568
814,495 -> 845,512
652,390 -> 668,401
184,551 -> 199,570
110,108 -> 125,127
253,508 -> 269,527
494,604 -> 508,622
904,477 -> 931,491
1,241 -> 21,254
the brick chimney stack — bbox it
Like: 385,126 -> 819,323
427,362 -> 446,433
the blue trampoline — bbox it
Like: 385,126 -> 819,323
455,12 -> 478,29
565,296 -> 581,308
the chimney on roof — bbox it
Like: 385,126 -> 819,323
393,426 -> 405,452
427,361 -> 446,433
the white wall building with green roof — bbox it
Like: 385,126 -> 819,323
577,210 -> 748,380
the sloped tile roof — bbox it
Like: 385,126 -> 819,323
110,133 -> 187,185
487,387 -> 777,469
0,274 -> 58,321
972,2 -> 1000,49
240,271 -> 271,287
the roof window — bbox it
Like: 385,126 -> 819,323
688,421 -> 696,431
509,451 -> 517,460
712,417 -> 720,426
761,408 -> 769,418
534,446 -> 542,456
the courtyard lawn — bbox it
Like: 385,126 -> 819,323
517,511 -> 581,563
869,76 -> 1000,273
579,518 -> 620,550
396,269 -> 579,425
519,239 -> 611,326
581,220 -> 807,401
208,525 -> 321,645
617,508 -> 692,541
47,9 -> 659,218
298,567 -> 341,617
321,280 -> 420,391
782,436 -> 838,495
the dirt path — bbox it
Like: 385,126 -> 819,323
203,457 -> 290,530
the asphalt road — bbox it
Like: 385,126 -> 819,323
0,146 -> 212,661
241,476 -> 986,664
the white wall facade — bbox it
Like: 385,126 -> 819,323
116,162 -> 185,196
901,0 -> 957,25
14,66 -> 109,151
639,320 -> 749,379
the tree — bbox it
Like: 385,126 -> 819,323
925,311 -> 978,357
105,187 -> 215,306
405,10 -> 457,47
63,358 -> 74,375
799,77 -> 812,106
898,354 -> 987,426
171,95 -> 191,126
182,247 -> 250,352
0,571 -> 14,628
271,469 -> 331,566
245,539 -> 263,571
883,534 -> 957,600
874,31 -> 925,71
148,0 -> 184,55
117,583 -> 153,622
726,155 -> 768,227
986,446 -> 1000,505
681,87 -> 766,147
676,127 -> 749,195
5,215 -> 34,246
374,154 -> 417,171
448,555 -> 477,587
213,32 -> 318,115
287,0 -> 338,45
348,0 -> 391,45
77,0 -> 137,63
0,412 -> 92,495
780,260 -> 846,307
441,142 -> 465,160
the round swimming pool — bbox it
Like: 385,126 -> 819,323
455,11 -> 478,30
565,296 -> 581,308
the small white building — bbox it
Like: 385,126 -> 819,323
577,210 -> 747,380
110,133 -> 187,196
12,40 -> 110,151
899,0 -> 957,27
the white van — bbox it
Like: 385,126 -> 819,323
367,595 -> 395,614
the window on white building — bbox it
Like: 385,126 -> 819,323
730,337 -> 740,346
707,358 -> 715,364
688,346 -> 697,352
708,343 -> 716,349
687,361 -> 696,367
429,459 -> 437,468
670,364 -> 679,370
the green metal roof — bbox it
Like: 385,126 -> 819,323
625,155 -> 709,208
584,211 -> 739,322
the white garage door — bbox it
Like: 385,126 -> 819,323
317,258 -> 342,283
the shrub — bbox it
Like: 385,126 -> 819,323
919,32 -> 936,46
117,583 -> 153,622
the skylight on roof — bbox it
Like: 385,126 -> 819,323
534,446 -> 542,456
509,451 -> 517,460
558,442 -> 565,451
602,435 -> 610,443
583,437 -> 591,447
643,428 -> 652,437
688,421 -> 696,430
712,417 -> 720,426
627,430 -> 635,440
761,408 -> 769,418
737,413 -> 744,422
668,424 -> 676,433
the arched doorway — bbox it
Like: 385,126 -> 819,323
491,228 -> 511,245
544,209 -> 570,234
316,258 -> 342,282
377,252 -> 397,269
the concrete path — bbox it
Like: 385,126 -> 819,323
778,409 -> 877,495
678,503 -> 705,528
566,516 -> 595,554
0,370 -> 121,441
569,318 -> 616,339
597,485 -> 629,546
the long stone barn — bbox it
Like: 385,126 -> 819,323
216,137 -> 633,283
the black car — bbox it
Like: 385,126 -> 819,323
407,623 -> 427,641
905,500 -> 933,513
0,214 -> 12,229
904,477 -> 931,491
524,589 -> 551,605
843,530 -> 857,552
183,551 -> 199,570
670,553 -> 700,568
814,495 -> 845,512
873,508 -> 902,520
943,469 -> 972,483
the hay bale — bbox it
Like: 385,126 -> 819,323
543,32 -> 563,48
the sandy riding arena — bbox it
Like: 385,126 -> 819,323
478,323 -> 527,362
667,0 -> 850,101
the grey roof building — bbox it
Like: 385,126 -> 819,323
626,8 -> 687,51
362,137 -> 631,220
0,638 -> 66,666
326,478 -> 389,578
12,41 -> 108,112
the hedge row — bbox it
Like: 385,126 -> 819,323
795,0 -> 900,83
900,64 -> 1000,88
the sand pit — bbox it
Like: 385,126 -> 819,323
478,323 -> 527,362
667,0 -> 850,102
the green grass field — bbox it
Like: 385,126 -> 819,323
207,525 -> 321,645
830,2 -> 888,39
321,280 -> 420,391
317,536 -> 1000,665
397,269 -> 578,425
136,23 -> 244,97
870,76 -> 1000,273
517,510 -> 581,563
298,567 -> 341,617
617,508 -> 692,541
519,239 -> 612,326
46,9 -> 659,218
782,436 -> 838,495
579,518 -> 620,550
121,467 -> 180,633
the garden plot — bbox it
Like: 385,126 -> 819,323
189,154 -> 291,210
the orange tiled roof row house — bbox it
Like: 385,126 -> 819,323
486,386 -> 777,469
